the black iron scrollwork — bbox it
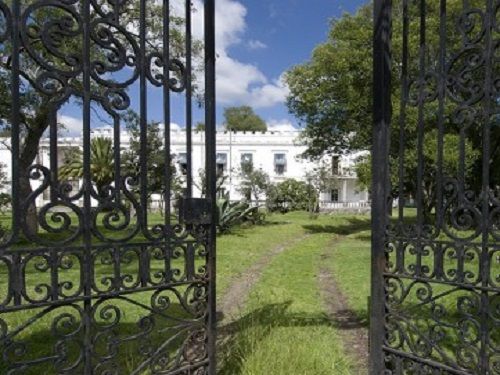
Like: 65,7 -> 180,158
0,0 -> 213,374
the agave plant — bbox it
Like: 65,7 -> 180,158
216,198 -> 264,234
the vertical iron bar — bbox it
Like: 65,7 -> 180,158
480,1 -> 494,372
139,0 -> 148,234
415,0 -> 426,235
370,0 -> 391,373
10,0 -> 20,244
436,0 -> 446,232
204,0 -> 217,372
10,0 -> 21,306
185,0 -> 193,198
82,0 -> 93,372
162,0 -> 172,285
113,115 -> 121,201
49,109 -> 58,202
397,0 -> 409,225
163,0 -> 171,227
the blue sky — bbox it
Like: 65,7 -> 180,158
221,0 -> 367,129
60,0 -> 367,135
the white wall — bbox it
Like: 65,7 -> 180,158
0,129 -> 370,208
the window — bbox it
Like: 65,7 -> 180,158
177,152 -> 187,175
241,153 -> 253,171
274,153 -> 287,175
332,156 -> 340,175
331,189 -> 339,203
218,187 -> 227,199
216,153 -> 227,175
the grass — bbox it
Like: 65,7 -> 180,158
0,210 -> 497,374
218,231 -> 353,375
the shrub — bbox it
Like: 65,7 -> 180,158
266,179 -> 316,213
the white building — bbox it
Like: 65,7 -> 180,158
0,128 -> 370,211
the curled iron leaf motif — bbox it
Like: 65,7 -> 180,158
20,1 -> 83,78
146,52 -> 187,92
0,1 -> 12,43
89,18 -> 139,88
1,0 -> 214,373
457,9 -> 486,46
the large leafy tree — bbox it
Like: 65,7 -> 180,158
0,2 -> 198,233
285,1 -> 496,211
223,106 -> 267,132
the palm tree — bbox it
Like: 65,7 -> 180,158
59,137 -> 115,195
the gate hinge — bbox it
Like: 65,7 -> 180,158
179,198 -> 212,225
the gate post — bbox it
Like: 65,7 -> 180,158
370,0 -> 392,374
204,0 -> 217,373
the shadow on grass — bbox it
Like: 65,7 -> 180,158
217,301 -> 366,374
219,220 -> 291,238
0,302 -> 205,375
302,217 -> 371,236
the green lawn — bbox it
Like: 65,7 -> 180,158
1,210 -> 495,374
0,211 -> 370,374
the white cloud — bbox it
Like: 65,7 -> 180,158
186,0 -> 287,109
247,40 -> 267,50
170,122 -> 181,131
58,115 -> 82,137
267,119 -> 297,132
159,122 -> 182,132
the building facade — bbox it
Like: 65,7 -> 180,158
0,128 -> 370,210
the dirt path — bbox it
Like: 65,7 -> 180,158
218,234 -> 310,322
318,237 -> 369,374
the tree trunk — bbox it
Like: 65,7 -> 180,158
19,171 -> 38,236
17,108 -> 49,236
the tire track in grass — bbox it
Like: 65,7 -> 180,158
218,232 -> 354,375
218,234 -> 311,321
318,237 -> 369,374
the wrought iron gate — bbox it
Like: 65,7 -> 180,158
0,0 -> 216,373
371,0 -> 499,374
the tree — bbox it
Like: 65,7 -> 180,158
224,106 -> 267,132
305,160 -> 340,212
121,110 -> 182,207
195,122 -> 205,131
0,2 -> 199,234
355,132 -> 480,216
59,137 -> 114,196
0,162 -> 11,214
285,1 -> 498,213
238,163 -> 269,202
195,168 -> 228,198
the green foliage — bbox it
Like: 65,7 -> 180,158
238,163 -> 270,202
59,137 -> 114,195
0,193 -> 10,214
195,168 -> 228,198
216,198 -> 264,234
0,3 -> 200,234
285,0 -> 498,202
266,179 -> 316,213
355,131 -> 480,213
305,160 -> 339,196
121,110 -> 182,201
195,122 -> 205,131
285,5 -> 373,159
223,106 -> 267,132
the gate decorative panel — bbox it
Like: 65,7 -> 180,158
0,0 -> 216,374
372,0 -> 499,374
